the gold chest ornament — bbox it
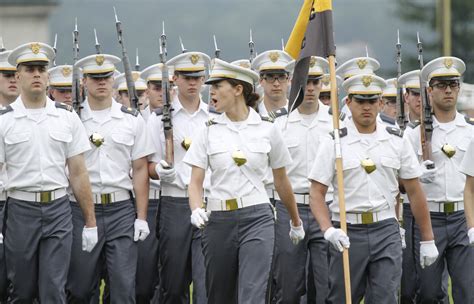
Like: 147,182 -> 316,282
361,158 -> 376,174
89,132 -> 105,147
181,137 -> 192,150
232,150 -> 247,166
441,144 -> 456,158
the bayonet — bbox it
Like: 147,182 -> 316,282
0,36 -> 5,52
72,17 -> 83,116
94,28 -> 102,54
249,28 -> 255,63
179,36 -> 187,53
135,48 -> 140,71
213,35 -> 220,59
52,34 -> 57,66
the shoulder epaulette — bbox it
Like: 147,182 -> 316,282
260,116 -> 274,123
268,107 -> 288,119
329,127 -> 348,139
407,120 -> 420,129
206,118 -> 218,127
379,113 -> 396,125
328,107 -> 346,121
386,126 -> 403,137
55,102 -> 73,112
208,106 -> 221,115
153,107 -> 163,116
0,105 -> 13,115
465,116 -> 474,125
121,106 -> 139,117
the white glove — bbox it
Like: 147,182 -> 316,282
324,227 -> 350,252
82,226 -> 98,252
399,226 -> 407,249
156,160 -> 176,183
419,160 -> 437,184
134,219 -> 150,242
468,227 -> 474,245
0,233 -> 3,244
289,219 -> 305,245
420,240 -> 439,269
190,208 -> 209,229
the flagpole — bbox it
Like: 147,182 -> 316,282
328,55 -> 352,304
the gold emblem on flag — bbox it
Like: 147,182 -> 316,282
362,75 -> 372,87
361,158 -> 376,174
190,54 -> 200,65
132,71 -> 140,82
95,55 -> 105,66
357,59 -> 368,69
30,43 -> 41,55
269,52 -> 280,63
441,144 -> 456,158
309,57 -> 317,68
232,150 -> 247,166
61,67 -> 72,77
444,58 -> 453,69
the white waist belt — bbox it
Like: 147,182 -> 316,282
333,207 -> 396,225
161,187 -> 188,198
427,201 -> 463,213
71,190 -> 131,205
149,189 -> 161,200
9,188 -> 67,203
206,193 -> 269,211
266,190 -> 310,205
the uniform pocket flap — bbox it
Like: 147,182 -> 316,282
111,133 -> 134,146
50,131 -> 72,143
5,132 -> 30,144
381,156 -> 401,169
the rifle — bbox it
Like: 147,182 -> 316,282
417,32 -> 434,168
135,48 -> 140,71
72,18 -> 83,116
0,36 -> 5,52
213,35 -> 220,59
160,22 -> 174,168
53,34 -> 57,66
249,29 -> 255,63
179,36 -> 187,53
396,29 -> 407,129
113,7 -> 140,109
93,28 -> 101,54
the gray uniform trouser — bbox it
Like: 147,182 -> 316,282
157,196 -> 207,304
136,198 -> 159,303
327,218 -> 402,304
5,196 -> 72,303
272,201 -> 328,304
0,200 -> 7,302
67,199 -> 137,303
401,203 -> 418,303
202,203 -> 275,304
414,210 -> 474,303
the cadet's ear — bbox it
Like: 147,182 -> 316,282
172,74 -> 178,82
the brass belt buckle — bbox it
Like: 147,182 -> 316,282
225,198 -> 238,211
443,202 -> 455,214
39,191 -> 52,203
101,194 -> 112,205
361,212 -> 374,224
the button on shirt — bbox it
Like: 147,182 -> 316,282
309,119 -> 420,213
0,97 -> 90,191
405,113 -> 474,202
284,102 -> 338,201
148,98 -> 210,192
80,99 -> 154,193
183,108 -> 292,199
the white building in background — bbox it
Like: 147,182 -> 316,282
0,0 -> 59,49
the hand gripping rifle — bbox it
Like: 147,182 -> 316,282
396,30 -> 407,129
113,7 -> 140,110
160,22 -> 174,168
417,32 -> 434,168
72,18 -> 83,116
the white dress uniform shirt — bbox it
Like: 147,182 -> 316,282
284,102 -> 337,202
148,97 -> 210,193
183,108 -> 292,200
309,119 -> 421,214
460,138 -> 474,176
405,113 -> 474,202
80,99 -> 154,193
0,97 -> 90,191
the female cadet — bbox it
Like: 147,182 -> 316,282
183,58 -> 304,304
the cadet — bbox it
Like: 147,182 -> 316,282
380,78 -> 397,120
184,58 -> 304,304
273,56 -> 331,304
147,51 -> 211,304
309,73 -> 437,303
399,70 -> 422,126
1,42 -> 97,302
405,56 -> 474,303
48,65 -> 74,105
319,74 -> 342,106
67,53 -> 154,302
114,71 -> 148,110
